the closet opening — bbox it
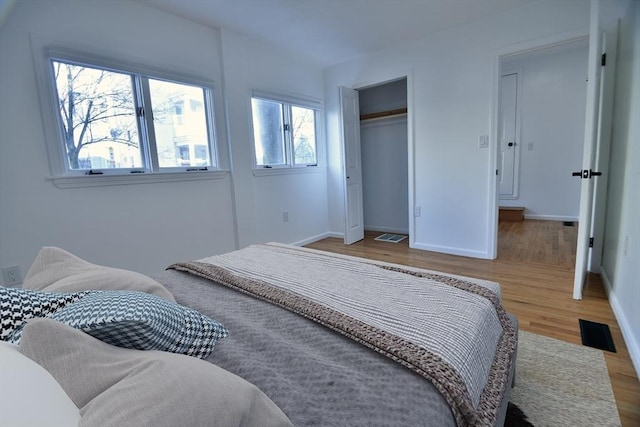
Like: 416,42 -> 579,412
358,78 -> 409,242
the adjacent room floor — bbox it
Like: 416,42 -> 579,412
306,220 -> 640,426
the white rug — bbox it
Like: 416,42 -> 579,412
512,330 -> 621,427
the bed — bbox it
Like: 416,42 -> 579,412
1,243 -> 517,427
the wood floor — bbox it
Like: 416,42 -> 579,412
306,220 -> 640,426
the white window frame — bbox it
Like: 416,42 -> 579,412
33,45 -> 227,187
250,90 -> 324,175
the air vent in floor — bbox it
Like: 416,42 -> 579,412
579,319 -> 616,352
374,234 -> 407,243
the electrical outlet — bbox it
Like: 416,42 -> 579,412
283,211 -> 289,222
414,206 -> 421,217
2,265 -> 22,287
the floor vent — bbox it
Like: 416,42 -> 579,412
579,319 -> 616,352
374,233 -> 407,243
563,221 -> 575,226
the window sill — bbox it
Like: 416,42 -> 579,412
49,170 -> 230,189
252,166 -> 326,177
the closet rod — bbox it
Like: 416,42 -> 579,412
360,107 -> 407,121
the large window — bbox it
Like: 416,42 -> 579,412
251,93 -> 319,168
45,50 -> 218,176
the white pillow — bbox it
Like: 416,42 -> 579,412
0,341 -> 80,427
23,247 -> 175,302
19,319 -> 292,427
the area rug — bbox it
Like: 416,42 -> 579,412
510,330 -> 621,427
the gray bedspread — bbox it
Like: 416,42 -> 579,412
170,243 -> 515,426
152,267 -> 517,427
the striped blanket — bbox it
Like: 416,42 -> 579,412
169,243 -> 517,427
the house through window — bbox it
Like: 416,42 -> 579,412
45,49 -> 219,176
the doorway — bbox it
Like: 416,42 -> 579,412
340,77 -> 410,245
359,78 -> 409,238
497,39 -> 589,259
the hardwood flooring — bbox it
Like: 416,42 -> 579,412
305,220 -> 639,426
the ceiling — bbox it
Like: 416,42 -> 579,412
138,0 -> 532,67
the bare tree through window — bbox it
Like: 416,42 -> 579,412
53,61 -> 141,169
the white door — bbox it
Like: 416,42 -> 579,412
340,86 -> 365,245
588,27 -> 617,273
498,72 -> 520,198
574,0 -> 605,300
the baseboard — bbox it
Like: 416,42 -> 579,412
601,267 -> 640,377
410,242 -> 488,259
364,226 -> 409,235
291,232 -> 343,247
523,214 -> 579,222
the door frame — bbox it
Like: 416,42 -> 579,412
488,29 -> 589,259
342,69 -> 415,247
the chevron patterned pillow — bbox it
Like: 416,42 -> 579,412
1,287 -> 94,342
2,287 -> 228,359
48,290 -> 228,358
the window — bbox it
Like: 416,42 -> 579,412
44,49 -> 218,177
251,93 -> 320,168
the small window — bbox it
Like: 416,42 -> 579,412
51,61 -> 143,171
46,50 -> 218,176
251,93 -> 319,168
291,105 -> 317,165
148,79 -> 211,168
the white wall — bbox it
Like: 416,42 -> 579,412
0,0 -> 328,279
600,0 -> 640,376
324,0 -> 590,258
218,29 -> 329,247
0,0 -> 235,276
500,40 -> 588,221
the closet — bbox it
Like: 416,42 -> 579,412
358,78 -> 408,235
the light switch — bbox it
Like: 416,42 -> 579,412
478,135 -> 489,148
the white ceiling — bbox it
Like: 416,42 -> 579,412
138,0 -> 532,67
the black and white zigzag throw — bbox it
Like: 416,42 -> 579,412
1,287 -> 93,341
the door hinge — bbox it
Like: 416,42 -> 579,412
601,53 -> 606,66
137,107 -> 145,117
589,237 -> 594,248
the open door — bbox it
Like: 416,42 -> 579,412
573,0 -> 609,299
588,25 -> 617,273
339,86 -> 365,245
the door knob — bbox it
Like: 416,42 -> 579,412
572,169 -> 603,179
